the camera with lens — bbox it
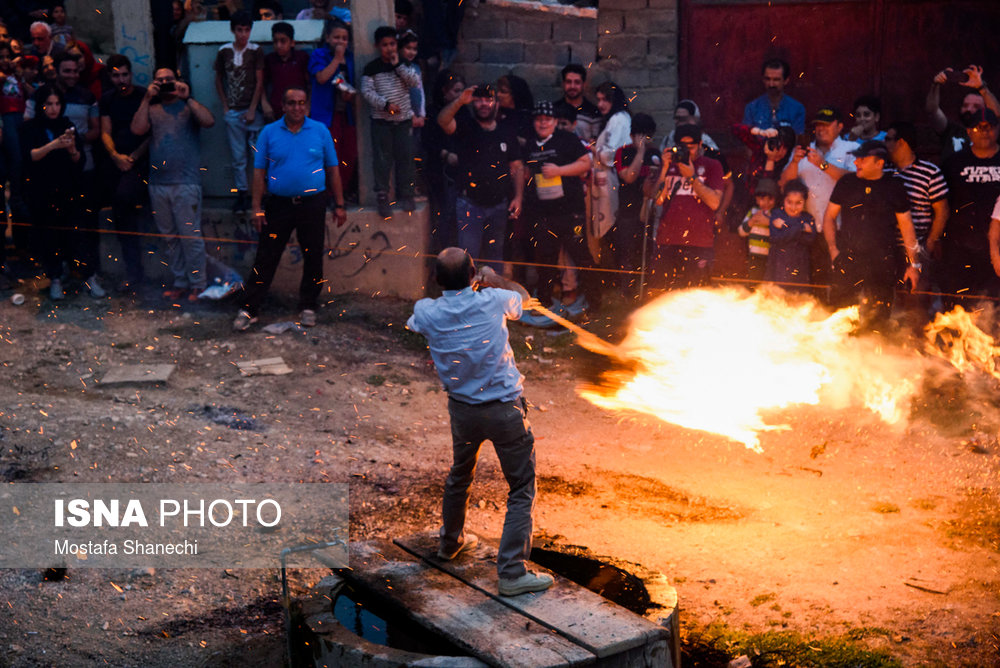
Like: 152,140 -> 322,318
158,81 -> 175,94
765,136 -> 783,151
670,144 -> 690,165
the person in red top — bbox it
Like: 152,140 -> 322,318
651,123 -> 724,289
261,22 -> 309,121
64,39 -> 104,101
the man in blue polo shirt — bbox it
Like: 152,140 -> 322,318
233,87 -> 347,331
743,58 -> 805,134
407,247 -> 554,597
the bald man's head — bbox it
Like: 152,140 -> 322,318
435,247 -> 474,290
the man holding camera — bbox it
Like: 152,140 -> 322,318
780,107 -> 858,291
651,124 -> 724,289
926,64 -> 1000,161
131,67 -> 215,302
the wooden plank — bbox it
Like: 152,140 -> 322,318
342,540 -> 596,667
99,364 -> 175,385
236,357 -> 292,376
394,533 -> 668,660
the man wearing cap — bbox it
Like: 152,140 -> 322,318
522,100 -> 596,311
742,58 -> 805,135
941,108 -> 1000,305
651,123 -> 725,289
823,140 -> 920,326
438,83 -> 524,270
781,106 -> 859,289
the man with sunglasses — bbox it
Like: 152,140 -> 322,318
651,124 -> 724,289
941,109 -> 1000,306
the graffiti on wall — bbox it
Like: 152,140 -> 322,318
118,23 -> 152,85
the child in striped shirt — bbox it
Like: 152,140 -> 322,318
738,178 -> 779,281
360,25 -> 422,218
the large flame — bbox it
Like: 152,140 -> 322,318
578,288 -> 924,452
924,306 -> 1000,380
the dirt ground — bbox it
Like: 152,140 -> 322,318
1,283 -> 999,667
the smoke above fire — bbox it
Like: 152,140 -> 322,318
577,288 -> 995,453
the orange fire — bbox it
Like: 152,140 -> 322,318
924,306 -> 1000,380
578,287 -> 929,452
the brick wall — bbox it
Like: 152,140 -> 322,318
451,0 -> 679,140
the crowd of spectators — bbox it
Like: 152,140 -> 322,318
424,57 -> 1000,331
0,3 -> 997,335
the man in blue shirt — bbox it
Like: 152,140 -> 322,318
742,58 -> 805,135
407,247 -> 554,597
233,87 -> 347,331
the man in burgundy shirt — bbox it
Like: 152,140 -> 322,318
651,124 -> 724,289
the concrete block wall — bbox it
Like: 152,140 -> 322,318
597,0 -> 679,137
452,2 -> 596,103
97,206 -> 432,303
451,0 -> 679,143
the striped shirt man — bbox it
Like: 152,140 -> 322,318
890,159 -> 948,244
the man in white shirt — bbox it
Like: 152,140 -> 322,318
781,106 -> 858,290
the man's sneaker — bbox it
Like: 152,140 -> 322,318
376,193 -> 392,219
498,571 -> 555,596
86,275 -> 106,298
298,309 -> 317,327
437,533 -> 479,560
232,310 -> 258,332
400,197 -> 416,212
49,278 -> 64,301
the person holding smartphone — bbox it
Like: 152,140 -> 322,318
22,85 -> 83,300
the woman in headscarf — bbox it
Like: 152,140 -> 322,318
496,73 -> 533,141
21,85 -> 90,300
591,80 -> 630,245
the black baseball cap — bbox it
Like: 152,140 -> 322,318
812,106 -> 842,124
961,107 -> 999,128
851,140 -> 889,160
533,100 -> 555,118
674,123 -> 702,143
